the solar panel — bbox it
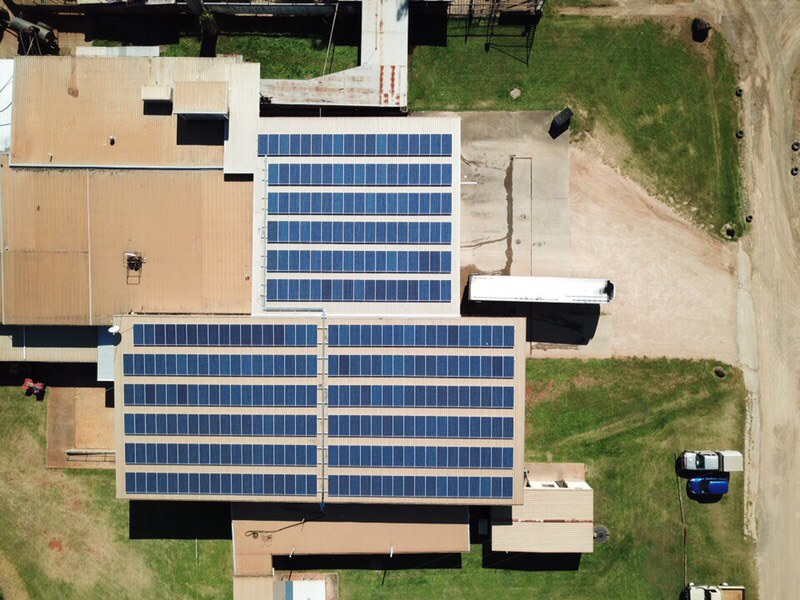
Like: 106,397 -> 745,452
267,192 -> 453,216
259,133 -> 453,157
119,317 -> 520,504
327,475 -> 512,499
328,385 -> 514,408
265,279 -> 452,303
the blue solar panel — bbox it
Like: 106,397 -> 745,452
265,250 -> 451,274
123,384 -> 318,407
125,472 -> 317,496
124,413 -> 317,437
264,279 -> 451,303
328,384 -> 514,409
259,134 -> 453,157
328,324 -> 513,348
267,163 -> 453,187
267,192 -> 453,216
327,475 -> 512,499
125,443 -> 316,466
328,354 -> 513,378
328,445 -> 512,469
266,221 -> 451,245
133,324 -> 317,347
328,415 -> 513,439
123,354 -> 317,377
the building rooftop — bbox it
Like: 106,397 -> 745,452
1,164 -> 252,324
10,56 -> 258,173
115,314 -> 525,505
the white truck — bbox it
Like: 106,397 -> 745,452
680,450 -> 743,473
682,583 -> 746,600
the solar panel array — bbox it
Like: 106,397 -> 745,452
257,118 -> 459,316
117,317 -> 522,504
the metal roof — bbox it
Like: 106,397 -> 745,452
10,56 -> 259,174
259,0 -> 408,108
1,166 -> 253,324
490,462 -> 594,554
232,503 -> 469,571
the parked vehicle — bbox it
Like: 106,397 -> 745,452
680,450 -> 743,472
681,583 -> 746,600
687,477 -> 729,496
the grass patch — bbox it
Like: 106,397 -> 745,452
0,388 -> 232,599
409,18 -> 743,235
337,358 -> 756,599
161,35 -> 358,79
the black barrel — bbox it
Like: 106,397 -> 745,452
549,107 -> 573,139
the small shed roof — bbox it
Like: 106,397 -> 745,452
174,81 -> 229,117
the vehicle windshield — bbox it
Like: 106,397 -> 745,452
696,454 -> 705,468
700,480 -> 709,492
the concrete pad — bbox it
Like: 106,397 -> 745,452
74,388 -> 114,450
46,387 -> 114,469
455,110 -> 737,361
459,111 -> 570,287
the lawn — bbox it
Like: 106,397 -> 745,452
0,358 -> 756,599
0,388 -> 232,600
409,18 -> 744,236
338,358 -> 757,599
161,35 -> 358,80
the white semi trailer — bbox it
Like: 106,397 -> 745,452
468,275 -> 615,304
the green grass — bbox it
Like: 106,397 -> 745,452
338,358 -> 756,599
161,35 -> 358,79
0,388 -> 232,599
409,18 -> 744,235
0,359 -> 755,599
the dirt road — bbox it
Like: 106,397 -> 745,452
558,1 -> 800,597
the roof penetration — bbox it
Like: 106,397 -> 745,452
115,315 -> 525,505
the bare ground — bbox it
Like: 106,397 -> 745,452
0,429 -> 155,596
558,1 -> 800,597
536,142 -> 739,362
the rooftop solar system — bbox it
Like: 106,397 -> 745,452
253,117 -> 461,316
116,316 -> 525,505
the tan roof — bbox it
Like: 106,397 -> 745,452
233,576 -> 275,600
2,165 -> 253,324
10,56 -> 259,174
491,463 -> 594,554
174,81 -> 228,116
232,502 -> 469,573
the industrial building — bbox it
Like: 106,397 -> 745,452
0,32 -> 593,597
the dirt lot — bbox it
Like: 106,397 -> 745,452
457,111 -> 739,362
46,387 -> 114,469
558,2 -> 800,597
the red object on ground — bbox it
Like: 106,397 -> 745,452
22,378 -> 34,392
33,382 -> 46,395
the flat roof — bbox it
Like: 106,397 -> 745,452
10,56 -> 258,174
253,116 -> 461,317
232,503 -> 470,573
490,462 -> 594,554
115,315 -> 526,505
1,165 -> 253,324
174,81 -> 229,117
